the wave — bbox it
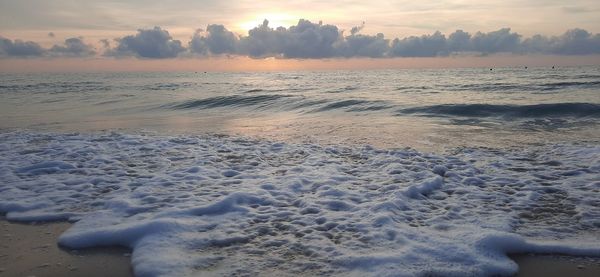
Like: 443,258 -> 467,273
243,88 -> 265,93
312,99 -> 391,113
399,103 -> 600,118
452,83 -> 524,92
324,86 -> 359,94
164,95 -> 392,114
165,94 -> 295,110
142,82 -> 195,91
315,99 -> 371,111
539,80 -> 600,91
448,80 -> 600,93
0,81 -> 111,94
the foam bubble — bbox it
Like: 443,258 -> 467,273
0,131 -> 598,276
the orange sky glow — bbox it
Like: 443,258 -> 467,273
1,55 -> 600,73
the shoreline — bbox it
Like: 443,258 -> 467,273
509,253 -> 600,277
1,218 -> 599,276
0,216 -> 132,277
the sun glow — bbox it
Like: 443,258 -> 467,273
238,13 -> 299,34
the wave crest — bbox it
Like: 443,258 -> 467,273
399,103 -> 600,118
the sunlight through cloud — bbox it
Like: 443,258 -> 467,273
238,13 -> 300,33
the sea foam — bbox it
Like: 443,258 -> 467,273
0,131 -> 598,276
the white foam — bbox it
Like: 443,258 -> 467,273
0,131 -> 598,276
403,176 -> 443,198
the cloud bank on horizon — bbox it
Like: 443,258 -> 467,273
0,37 -> 96,58
1,19 -> 600,59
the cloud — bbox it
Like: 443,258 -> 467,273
106,27 -> 185,58
278,19 -> 341,58
390,31 -> 447,57
192,19 -> 347,58
99,39 -> 111,49
551,28 -> 600,55
188,29 -> 208,55
49,37 -> 96,57
331,22 -> 390,58
2,21 -> 600,59
350,22 -> 365,36
236,19 -> 341,58
520,28 -> 600,55
236,20 -> 282,57
189,24 -> 239,55
471,28 -> 521,53
388,28 -> 522,57
337,32 -> 390,58
0,37 -> 45,57
447,30 -> 471,52
189,20 -> 594,59
219,19 -> 388,58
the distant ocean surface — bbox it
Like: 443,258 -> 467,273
1,66 -> 599,150
1,67 -> 599,276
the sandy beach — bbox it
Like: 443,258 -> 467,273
0,216 -> 132,277
511,254 -> 600,277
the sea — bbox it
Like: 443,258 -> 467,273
0,66 -> 599,276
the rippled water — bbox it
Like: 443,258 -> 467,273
1,66 -> 599,151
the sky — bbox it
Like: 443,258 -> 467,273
1,0 -> 600,71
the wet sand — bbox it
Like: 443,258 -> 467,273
1,216 -> 599,277
511,254 -> 600,277
0,217 -> 132,277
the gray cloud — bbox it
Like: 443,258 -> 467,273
520,29 -> 600,55
277,19 -> 340,58
387,28 -> 521,57
191,19 -> 347,58
350,22 -> 365,36
205,24 -> 239,55
188,29 -> 208,55
236,20 -> 281,57
107,27 -> 185,58
337,32 -> 390,58
0,37 -> 45,57
390,31 -> 447,57
236,19 -> 341,58
447,30 -> 471,52
187,20 -> 599,59
550,28 -> 600,55
471,28 -> 521,53
2,22 -> 600,59
189,24 -> 239,55
49,37 -> 96,57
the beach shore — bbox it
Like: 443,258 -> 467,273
1,217 -> 599,277
510,253 -> 600,277
0,216 -> 132,277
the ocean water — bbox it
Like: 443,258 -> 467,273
1,66 -> 599,150
0,66 -> 599,276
